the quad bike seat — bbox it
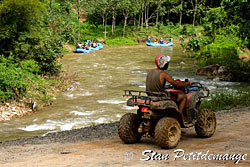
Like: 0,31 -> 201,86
124,90 -> 178,111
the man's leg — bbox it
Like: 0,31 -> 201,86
176,93 -> 187,113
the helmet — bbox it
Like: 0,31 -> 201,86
155,55 -> 171,69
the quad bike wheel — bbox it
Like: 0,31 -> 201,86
118,113 -> 142,143
154,117 -> 181,149
195,108 -> 216,137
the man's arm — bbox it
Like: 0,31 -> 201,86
160,71 -> 192,87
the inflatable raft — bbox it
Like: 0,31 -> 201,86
75,43 -> 103,53
146,42 -> 173,47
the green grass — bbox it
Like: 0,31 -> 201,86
74,22 -> 204,46
200,88 -> 250,111
106,37 -> 138,46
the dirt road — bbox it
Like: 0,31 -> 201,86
0,107 -> 250,167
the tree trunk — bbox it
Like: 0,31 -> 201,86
112,13 -> 116,36
123,13 -> 128,38
141,1 -> 144,29
192,12 -> 196,27
167,9 -> 170,21
137,8 -> 141,30
145,4 -> 148,29
210,0 -> 213,7
156,0 -> 162,26
49,0 -> 52,12
156,9 -> 159,25
191,0 -> 197,27
104,18 -> 107,42
179,0 -> 183,28
134,14 -> 136,26
77,0 -> 80,42
102,16 -> 105,31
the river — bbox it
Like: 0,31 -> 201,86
0,44 -> 242,142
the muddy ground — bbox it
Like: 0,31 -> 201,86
0,107 -> 250,167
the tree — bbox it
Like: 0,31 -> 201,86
0,0 -> 45,59
222,0 -> 250,48
47,0 -> 75,43
165,0 -> 184,28
0,0 -> 71,75
87,0 -> 109,41
162,0 -> 180,23
77,0 -> 81,42
179,0 -> 183,28
190,0 -> 205,27
203,7 -> 227,39
119,0 -> 140,37
110,0 -> 119,36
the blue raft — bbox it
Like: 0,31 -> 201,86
146,42 -> 173,47
75,43 -> 103,53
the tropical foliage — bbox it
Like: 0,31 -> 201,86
0,0 -> 249,103
0,0 -> 75,102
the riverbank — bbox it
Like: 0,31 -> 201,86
0,106 -> 249,166
0,71 -> 77,122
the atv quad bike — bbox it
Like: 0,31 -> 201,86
118,80 -> 216,149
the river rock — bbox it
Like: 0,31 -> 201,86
196,64 -> 220,76
97,38 -> 105,43
196,64 -> 233,81
0,101 -> 34,121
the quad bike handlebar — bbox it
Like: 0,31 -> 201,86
165,80 -> 209,97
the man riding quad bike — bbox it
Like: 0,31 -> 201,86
118,55 -> 216,149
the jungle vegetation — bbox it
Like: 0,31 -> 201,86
0,0 -> 249,107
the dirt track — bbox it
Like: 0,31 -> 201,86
0,107 -> 250,167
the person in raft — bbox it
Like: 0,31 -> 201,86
159,37 -> 164,44
76,43 -> 82,48
93,41 -> 97,48
167,37 -> 172,43
147,36 -> 151,42
154,38 -> 158,43
146,55 -> 193,114
88,40 -> 92,46
84,42 -> 89,50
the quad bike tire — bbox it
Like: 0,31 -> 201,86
195,108 -> 216,138
118,113 -> 142,144
154,117 -> 181,149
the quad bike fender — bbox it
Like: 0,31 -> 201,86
186,91 -> 205,121
187,91 -> 205,109
150,101 -> 188,128
150,100 -> 178,110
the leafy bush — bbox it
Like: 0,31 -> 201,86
20,60 -> 40,74
197,35 -> 238,67
203,7 -> 227,39
0,0 -> 45,58
194,35 -> 250,82
161,23 -> 181,36
33,34 -> 63,76
181,25 -> 197,37
0,0 -> 65,76
0,56 -> 28,101
186,37 -> 208,52
0,56 -> 67,104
